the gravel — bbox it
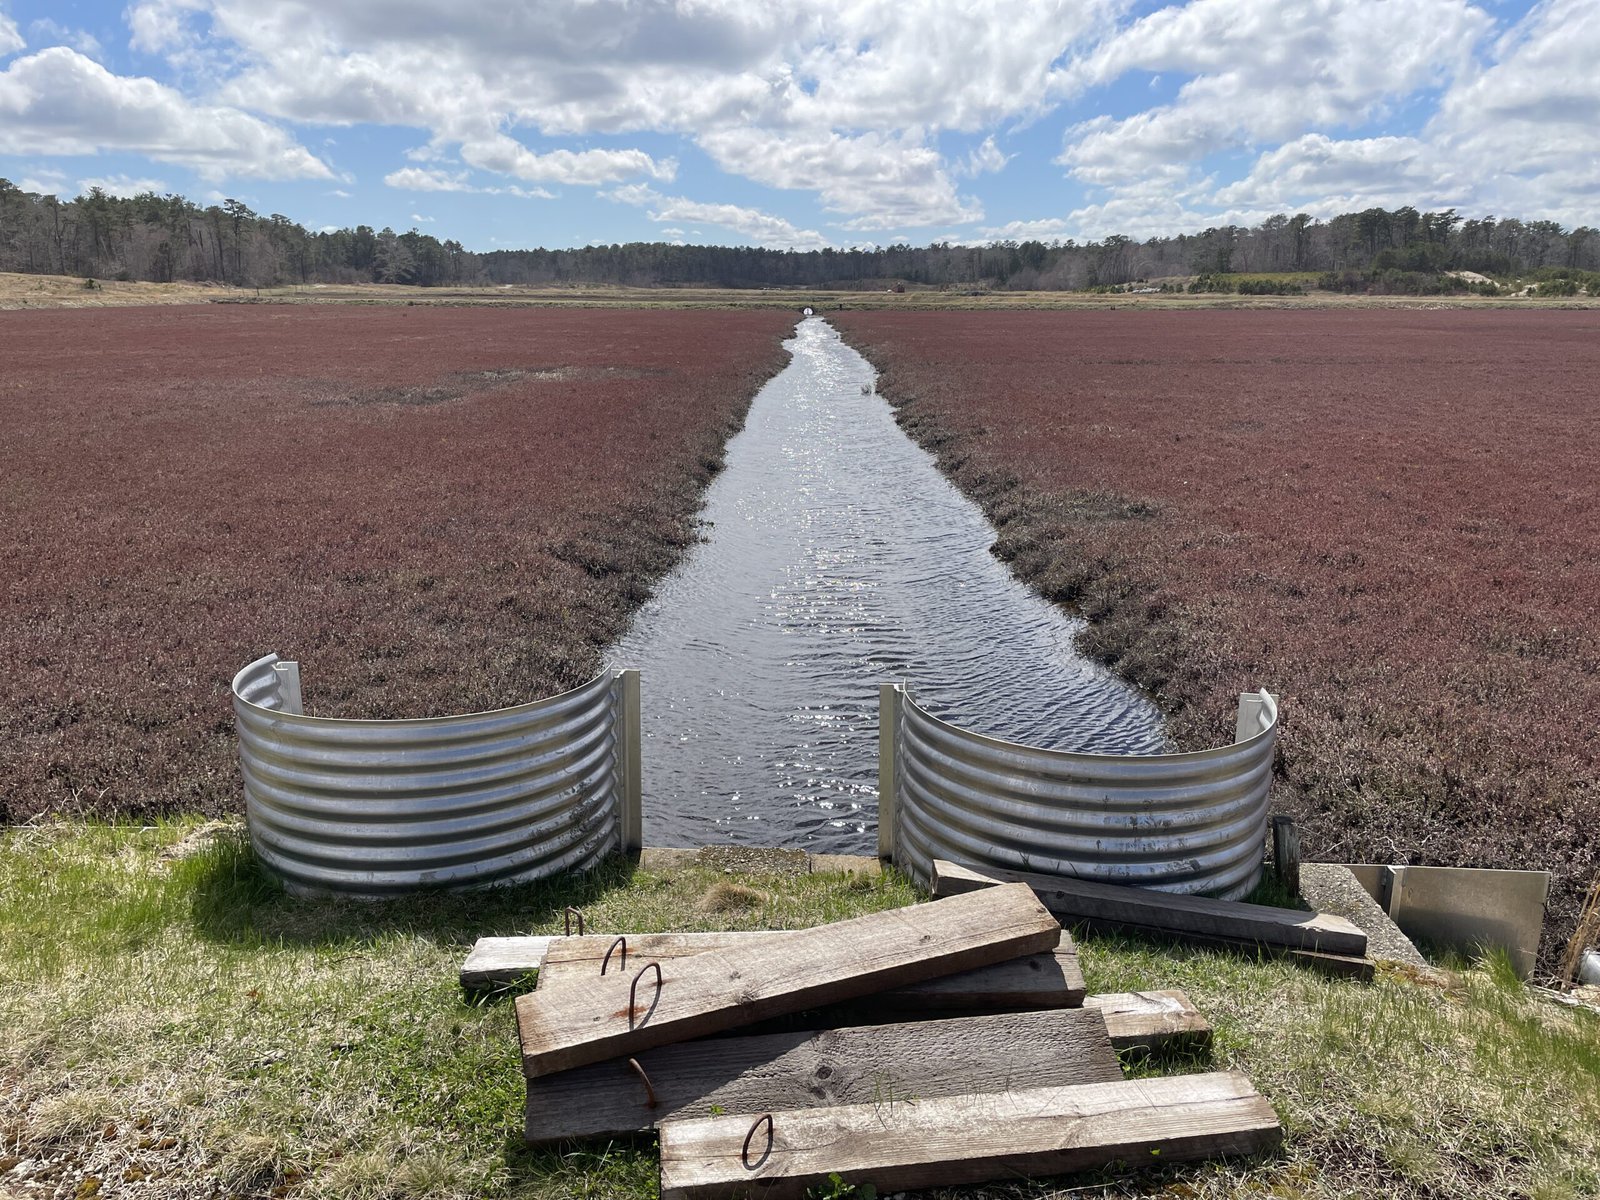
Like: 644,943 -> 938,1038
1300,863 -> 1434,972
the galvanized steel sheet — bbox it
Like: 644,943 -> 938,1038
887,687 -> 1278,901
231,653 -> 632,897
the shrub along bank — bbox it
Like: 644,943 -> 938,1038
0,304 -> 793,824
834,308 -> 1600,976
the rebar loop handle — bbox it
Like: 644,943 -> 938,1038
629,960 -> 663,1030
627,1057 -> 658,1109
742,1113 -> 774,1169
602,935 -> 628,975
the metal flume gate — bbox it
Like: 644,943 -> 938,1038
879,685 -> 1278,901
232,653 -> 641,897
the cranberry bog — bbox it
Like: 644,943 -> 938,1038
1,304 -> 793,823
835,308 -> 1600,971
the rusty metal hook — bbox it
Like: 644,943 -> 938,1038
563,907 -> 585,937
628,960 -> 663,1030
741,1113 -> 774,1169
627,1057 -> 658,1109
601,935 -> 628,976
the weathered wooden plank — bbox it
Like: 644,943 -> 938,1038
933,860 -> 1368,957
524,1007 -> 1120,1144
460,936 -> 554,991
1085,990 -> 1213,1053
514,884 -> 1059,1077
533,931 -> 1085,1009
1285,948 -> 1377,982
658,1071 -> 1282,1199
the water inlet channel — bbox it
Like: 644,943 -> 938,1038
609,318 -> 1168,855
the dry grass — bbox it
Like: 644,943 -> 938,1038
2,822 -> 1596,1200
6,268 -> 1597,313
0,270 -> 253,309
694,881 -> 771,914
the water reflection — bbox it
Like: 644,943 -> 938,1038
609,318 -> 1167,853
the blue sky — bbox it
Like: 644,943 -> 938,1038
0,0 -> 1590,252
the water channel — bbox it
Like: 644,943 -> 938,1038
608,318 -> 1167,854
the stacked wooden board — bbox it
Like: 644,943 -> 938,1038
932,860 -> 1376,979
482,882 -> 1284,1196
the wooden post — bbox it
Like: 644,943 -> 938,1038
618,669 -> 643,853
1272,815 -> 1301,898
877,683 -> 901,861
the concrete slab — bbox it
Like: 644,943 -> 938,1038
808,853 -> 881,877
637,845 -> 812,876
1300,864 -> 1431,973
638,847 -> 702,872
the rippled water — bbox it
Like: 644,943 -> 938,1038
609,318 -> 1167,853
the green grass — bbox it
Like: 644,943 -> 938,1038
2,821 -> 1597,1199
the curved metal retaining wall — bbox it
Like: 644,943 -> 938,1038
879,685 -> 1278,901
232,653 -> 642,898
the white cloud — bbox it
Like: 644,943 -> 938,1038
1426,0 -> 1600,224
17,169 -> 66,195
409,212 -> 432,222
608,183 -> 830,250
1060,0 -> 1490,185
127,0 -> 204,55
1064,192 -> 1220,241
384,167 -> 472,191
28,18 -> 102,57
1212,134 -> 1459,213
0,11 -> 24,56
0,48 -> 332,179
11,0 -> 1596,241
977,218 -> 1075,242
457,136 -> 674,186
1046,0 -> 1560,238
383,165 -> 554,199
78,174 -> 169,198
1117,0 -> 1600,232
700,126 -> 980,229
956,136 -> 1010,179
120,0 -> 1118,227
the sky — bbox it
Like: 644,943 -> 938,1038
0,0 -> 1592,252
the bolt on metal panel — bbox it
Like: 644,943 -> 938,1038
231,653 -> 636,898
882,685 -> 1278,901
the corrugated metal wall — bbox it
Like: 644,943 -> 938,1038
881,686 -> 1278,901
231,653 -> 639,898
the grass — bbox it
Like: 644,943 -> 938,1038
3,822 -> 1597,1200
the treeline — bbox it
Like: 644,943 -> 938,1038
1,178 -> 1596,291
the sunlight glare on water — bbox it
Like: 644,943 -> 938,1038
609,317 -> 1168,853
